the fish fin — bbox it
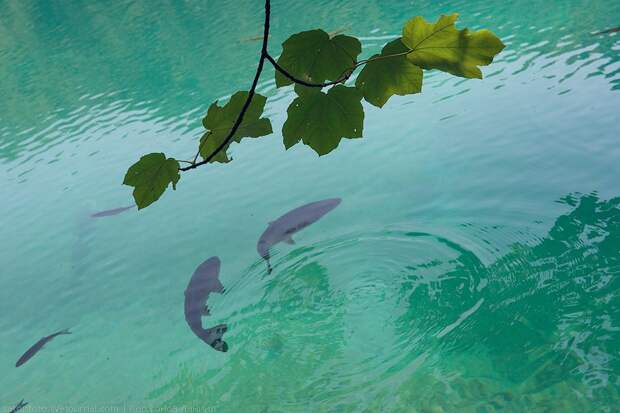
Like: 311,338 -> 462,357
284,235 -> 295,245
59,328 -> 72,335
202,305 -> 211,316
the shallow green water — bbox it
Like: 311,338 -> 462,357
1,0 -> 620,412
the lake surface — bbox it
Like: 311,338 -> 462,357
1,0 -> 620,412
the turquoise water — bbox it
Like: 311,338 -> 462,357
1,0 -> 620,411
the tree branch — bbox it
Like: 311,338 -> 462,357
180,0 -> 271,172
179,0 -> 412,173
265,53 -> 353,87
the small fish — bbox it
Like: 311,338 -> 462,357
592,27 -> 620,35
241,34 -> 266,42
257,198 -> 341,273
184,257 -> 228,352
91,205 -> 134,218
9,400 -> 28,413
16,328 -> 71,367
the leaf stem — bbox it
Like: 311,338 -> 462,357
265,53 -> 353,87
356,49 -> 412,66
264,47 -> 414,89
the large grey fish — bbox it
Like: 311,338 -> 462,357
91,205 -> 134,218
16,329 -> 71,367
9,400 -> 28,413
184,256 -> 228,352
257,198 -> 341,273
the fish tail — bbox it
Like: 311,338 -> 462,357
205,324 -> 229,352
9,400 -> 28,413
266,259 -> 273,274
59,327 -> 72,335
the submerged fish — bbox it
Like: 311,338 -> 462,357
9,400 -> 28,413
91,205 -> 134,218
257,198 -> 341,273
16,328 -> 71,367
184,256 -> 228,352
592,27 -> 620,35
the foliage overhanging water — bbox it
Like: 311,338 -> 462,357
1,0 -> 619,412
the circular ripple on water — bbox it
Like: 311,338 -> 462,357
203,227 -> 493,411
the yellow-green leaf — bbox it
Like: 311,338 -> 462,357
402,13 -> 505,79
355,38 -> 423,107
123,153 -> 180,209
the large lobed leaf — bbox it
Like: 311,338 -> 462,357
402,13 -> 505,79
199,91 -> 272,163
123,153 -> 180,209
355,38 -> 423,108
275,30 -> 361,87
282,85 -> 363,156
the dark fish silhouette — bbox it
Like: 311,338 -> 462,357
9,400 -> 28,413
16,328 -> 71,367
184,257 -> 228,352
592,27 -> 620,35
91,205 -> 134,218
257,198 -> 341,273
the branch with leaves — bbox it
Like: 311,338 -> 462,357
123,1 -> 504,209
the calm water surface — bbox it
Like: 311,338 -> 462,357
1,0 -> 620,412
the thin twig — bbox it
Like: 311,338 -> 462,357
179,0 -> 271,172
265,46 -> 413,90
265,53 -> 353,87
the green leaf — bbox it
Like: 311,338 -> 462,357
198,131 -> 231,163
282,85 -> 363,156
275,30 -> 361,87
199,91 -> 272,163
123,153 -> 180,209
402,14 -> 505,79
355,38 -> 423,107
